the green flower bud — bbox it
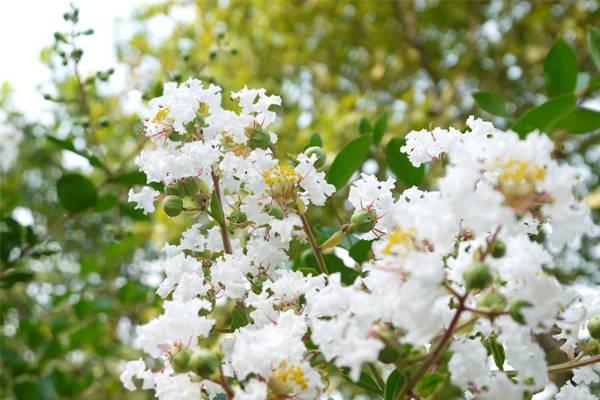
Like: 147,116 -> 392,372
166,184 -> 182,196
229,209 -> 248,224
351,209 -> 377,233
588,315 -> 600,340
378,345 -> 402,364
189,350 -> 219,377
491,240 -> 507,258
197,179 -> 210,196
463,262 -> 493,291
304,146 -> 326,168
163,195 -> 183,217
269,206 -> 284,220
247,128 -> 271,149
181,177 -> 199,197
476,291 -> 506,313
509,299 -> 533,325
588,337 -> 600,353
171,348 -> 192,373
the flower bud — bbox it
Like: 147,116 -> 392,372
463,262 -> 493,291
588,315 -> 600,340
163,195 -> 183,217
321,230 -> 344,250
181,177 -> 199,197
490,240 -> 507,258
248,128 -> 271,150
304,146 -> 326,168
476,291 -> 506,313
189,349 -> 219,377
509,299 -> 533,325
229,209 -> 247,224
351,209 -> 377,233
171,348 -> 192,373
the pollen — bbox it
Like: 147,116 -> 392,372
498,159 -> 545,184
152,107 -> 171,123
382,227 -> 417,255
272,361 -> 308,391
262,165 -> 301,187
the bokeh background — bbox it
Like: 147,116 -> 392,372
1,1 -> 599,399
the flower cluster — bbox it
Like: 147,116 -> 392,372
121,80 -> 599,400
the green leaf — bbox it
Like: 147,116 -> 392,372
1,218 -> 23,263
341,368 -> 383,396
297,266 -> 319,276
0,270 -> 34,289
324,253 -> 358,285
56,174 -> 98,212
120,202 -> 150,221
385,138 -> 424,186
306,132 -> 323,149
95,194 -> 119,211
384,369 -> 405,400
359,117 -> 373,135
552,107 -> 600,133
108,170 -> 147,186
326,135 -> 370,190
472,91 -> 511,118
414,373 -> 446,397
544,38 -> 578,97
588,27 -> 600,70
47,136 -> 106,171
349,239 -> 373,263
373,112 -> 388,144
589,74 -> 600,91
231,304 -> 249,330
512,93 -> 576,137
490,340 -> 506,370
210,190 -> 225,224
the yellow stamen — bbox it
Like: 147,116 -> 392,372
271,361 -> 308,391
262,165 -> 301,187
382,227 -> 417,255
153,107 -> 171,123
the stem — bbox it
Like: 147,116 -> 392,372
367,363 -> 385,392
211,168 -> 232,255
218,363 -> 235,400
299,212 -> 328,274
548,354 -> 600,373
395,293 -> 468,400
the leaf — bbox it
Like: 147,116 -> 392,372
512,93 -> 576,137
472,91 -> 511,118
0,270 -> 34,289
231,304 -> 249,330
56,174 -> 98,212
359,117 -> 373,135
489,340 -> 506,370
341,368 -> 383,396
326,135 -> 370,190
306,132 -> 323,149
384,369 -> 405,400
210,190 -> 225,224
385,137 -> 424,186
588,27 -> 600,70
551,108 -> 600,134
589,74 -> 600,91
0,218 -> 23,263
108,170 -> 147,186
324,253 -> 358,285
120,202 -> 150,221
349,239 -> 373,263
373,112 -> 388,144
47,136 -> 106,171
544,38 -> 578,97
414,373 -> 446,397
95,194 -> 119,211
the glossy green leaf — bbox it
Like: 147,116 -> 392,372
373,112 -> 388,144
349,239 -> 372,263
552,107 -> 600,133
326,135 -> 370,190
386,137 -> 424,186
588,27 -> 600,70
56,174 -> 98,212
414,373 -> 446,397
512,93 -> 576,137
359,117 -> 372,135
108,170 -> 147,186
306,132 -> 323,149
231,304 -> 249,330
544,38 -> 578,96
341,368 -> 383,396
0,270 -> 35,289
384,369 -> 405,400
472,91 -> 511,118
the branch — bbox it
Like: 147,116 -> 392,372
548,354 -> 600,373
211,168 -> 232,255
299,212 -> 328,274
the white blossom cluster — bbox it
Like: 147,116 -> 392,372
121,80 -> 599,400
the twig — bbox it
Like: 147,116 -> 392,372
211,168 -> 232,255
299,212 -> 328,274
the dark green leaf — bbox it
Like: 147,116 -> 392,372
210,190 -> 225,224
56,174 -> 97,212
0,270 -> 35,289
386,138 -> 424,186
108,170 -> 147,186
512,93 -> 576,137
414,373 -> 446,397
588,27 -> 600,70
120,202 -> 150,220
359,117 -> 373,135
373,112 -> 388,144
552,107 -> 600,133
306,132 -> 323,149
589,74 -> 600,91
326,136 -> 370,190
341,368 -> 383,396
47,136 -> 106,171
472,91 -> 511,118
95,194 -> 119,211
490,340 -> 506,370
349,240 -> 373,263
0,218 -> 23,263
384,369 -> 405,400
324,253 -> 358,284
297,267 -> 319,276
231,304 -> 249,330
544,38 -> 578,96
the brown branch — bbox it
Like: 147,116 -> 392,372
211,168 -> 232,255
299,212 -> 328,274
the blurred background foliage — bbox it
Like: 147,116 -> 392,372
1,0 -> 599,399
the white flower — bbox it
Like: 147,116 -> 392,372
234,379 -> 268,400
448,338 -> 490,390
120,359 -> 154,391
128,186 -> 160,214
556,382 -> 596,400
